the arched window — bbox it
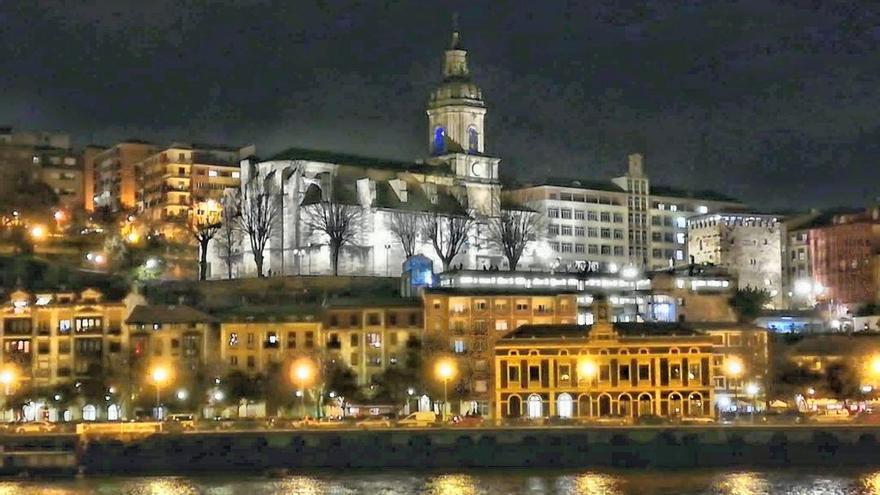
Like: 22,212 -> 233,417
668,393 -> 683,417
688,393 -> 704,417
82,404 -> 97,421
577,394 -> 592,418
107,404 -> 120,421
527,394 -> 543,419
467,126 -> 479,152
557,393 -> 573,418
598,394 -> 612,416
618,394 -> 633,417
508,395 -> 522,417
433,127 -> 446,155
637,393 -> 653,416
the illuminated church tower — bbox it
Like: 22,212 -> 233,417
427,23 -> 500,216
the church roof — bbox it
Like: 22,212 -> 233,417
374,181 -> 468,215
269,147 -> 444,175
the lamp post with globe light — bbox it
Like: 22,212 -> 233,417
435,359 -> 456,422
725,357 -> 744,417
291,359 -> 315,418
150,366 -> 170,420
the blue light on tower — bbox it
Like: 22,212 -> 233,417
433,127 -> 446,154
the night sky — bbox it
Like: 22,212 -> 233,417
1,1 -> 878,210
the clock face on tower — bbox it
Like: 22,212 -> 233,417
470,162 -> 481,177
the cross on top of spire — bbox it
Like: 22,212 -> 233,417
450,12 -> 463,50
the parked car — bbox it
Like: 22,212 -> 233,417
451,415 -> 485,427
635,414 -> 671,426
356,416 -> 393,429
588,415 -> 633,426
398,411 -> 437,427
12,421 -> 56,434
679,416 -> 716,425
165,413 -> 197,431
810,409 -> 852,423
760,410 -> 806,425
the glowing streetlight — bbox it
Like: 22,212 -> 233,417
150,366 -> 170,419
0,368 -> 16,396
724,357 -> 744,415
290,359 -> 316,418
870,356 -> 880,377
577,359 -> 598,382
435,358 -> 457,422
30,225 -> 47,241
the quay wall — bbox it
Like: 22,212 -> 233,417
72,426 -> 880,473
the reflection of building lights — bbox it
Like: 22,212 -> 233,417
715,472 -> 767,495
425,474 -> 479,495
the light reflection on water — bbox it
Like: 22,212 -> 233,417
2,470 -> 880,494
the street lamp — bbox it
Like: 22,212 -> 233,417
150,366 -> 170,420
384,243 -> 392,276
292,248 -> 306,276
724,357 -> 744,416
291,359 -> 315,418
30,225 -> 47,241
435,358 -> 456,422
745,382 -> 760,422
0,367 -> 16,420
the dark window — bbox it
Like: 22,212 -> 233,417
350,334 -> 359,347
246,356 -> 255,369
638,364 -> 650,380
305,331 -> 314,348
388,313 -> 398,326
367,313 -> 380,326
287,332 -> 296,349
528,365 -> 540,382
619,364 -> 630,381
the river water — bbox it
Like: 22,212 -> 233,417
3,469 -> 880,494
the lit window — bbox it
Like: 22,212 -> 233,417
696,205 -> 708,214
676,233 -> 685,244
453,339 -> 466,354
675,250 -> 684,261
208,170 -> 218,177
495,320 -> 508,331
232,171 -> 240,179
676,217 -> 686,229
228,333 -> 238,347
670,205 -> 678,212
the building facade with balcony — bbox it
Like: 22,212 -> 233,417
124,304 -> 221,407
137,143 -> 252,238
322,300 -> 423,386
0,289 -> 131,389
494,298 -> 717,421
92,141 -> 157,213
423,287 -> 578,416
219,317 -> 321,376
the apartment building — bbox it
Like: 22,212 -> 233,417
137,143 -> 252,237
323,300 -> 424,386
423,288 -> 577,416
505,153 -> 744,272
92,141 -> 157,212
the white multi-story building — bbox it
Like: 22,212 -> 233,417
505,154 -> 745,273
688,213 -> 785,308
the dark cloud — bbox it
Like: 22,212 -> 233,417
0,1 -> 878,210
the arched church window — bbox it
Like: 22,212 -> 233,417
433,127 -> 446,155
468,126 -> 479,152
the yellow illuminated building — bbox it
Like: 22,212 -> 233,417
424,288 -> 577,416
494,297 -> 716,420
137,143 -> 252,238
323,300 -> 424,386
220,317 -> 322,375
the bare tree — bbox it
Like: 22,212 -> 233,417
214,202 -> 241,279
422,211 -> 474,271
303,200 -> 363,276
487,208 -> 543,271
238,179 -> 280,278
188,210 -> 221,281
387,211 -> 421,259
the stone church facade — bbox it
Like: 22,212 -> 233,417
207,28 -> 518,279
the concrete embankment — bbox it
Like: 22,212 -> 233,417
69,426 -> 880,473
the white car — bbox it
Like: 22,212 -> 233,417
12,421 -> 56,434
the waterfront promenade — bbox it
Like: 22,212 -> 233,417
8,424 -> 880,475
